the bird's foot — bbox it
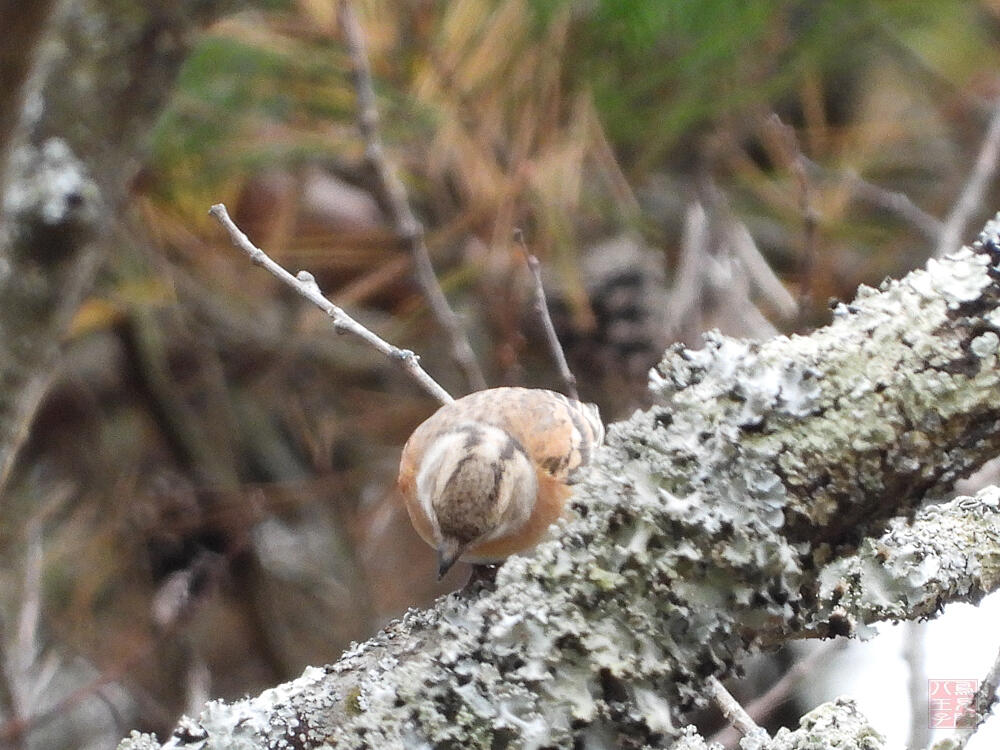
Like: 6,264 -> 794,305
463,562 -> 501,593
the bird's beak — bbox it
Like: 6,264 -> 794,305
437,538 -> 465,580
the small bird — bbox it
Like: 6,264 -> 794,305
398,387 -> 604,579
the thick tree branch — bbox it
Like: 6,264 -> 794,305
119,218 -> 1000,749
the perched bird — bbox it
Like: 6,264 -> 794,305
398,387 -> 604,579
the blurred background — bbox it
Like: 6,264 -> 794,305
3,1 -> 1000,748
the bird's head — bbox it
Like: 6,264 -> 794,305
414,422 -> 538,578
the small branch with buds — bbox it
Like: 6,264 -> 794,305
209,203 -> 453,406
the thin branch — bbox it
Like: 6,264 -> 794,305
0,552 -> 227,746
0,520 -> 43,750
946,641 -> 1000,749
727,216 -> 798,321
706,675 -> 769,740
710,641 -> 845,748
513,229 -> 578,401
209,203 -> 453,406
802,158 -> 943,242
13,519 -> 43,706
337,0 -> 486,392
665,199 -> 710,340
0,517 -> 59,748
764,114 -> 819,321
0,247 -> 100,500
699,177 -> 798,321
586,99 -> 641,222
935,95 -> 1000,258
0,0 -> 58,208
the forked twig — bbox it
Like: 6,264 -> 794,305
338,0 -> 486,392
209,204 -> 453,406
513,229 -> 579,401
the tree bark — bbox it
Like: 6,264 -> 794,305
116,220 -> 1000,749
0,0 -> 57,190
0,0 -> 241,495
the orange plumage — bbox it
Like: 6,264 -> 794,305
397,387 -> 604,578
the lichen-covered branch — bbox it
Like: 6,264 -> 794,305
808,487 -> 1000,642
118,220 -> 1000,749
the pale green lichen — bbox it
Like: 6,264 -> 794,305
668,699 -> 885,750
767,698 -> 886,750
815,486 -> 1000,639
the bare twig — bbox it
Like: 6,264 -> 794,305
0,247 -> 101,500
764,114 -> 819,321
209,203 -> 453,406
0,520 -> 43,749
710,641 -> 845,748
801,158 -> 943,242
706,675 -> 769,740
0,551 -> 227,747
0,517 -> 62,748
337,0 -> 486,392
586,101 -> 641,222
727,216 -> 798,321
699,178 -> 798,321
666,199 -> 710,340
946,640 -> 1000,750
513,229 -> 578,401
935,95 -> 1000,258
0,0 -> 57,207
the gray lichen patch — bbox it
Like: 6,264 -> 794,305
768,698 -> 886,750
119,227 -> 1000,749
3,137 -> 99,232
646,243 -> 1000,548
669,698 -> 885,750
812,486 -> 1000,639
